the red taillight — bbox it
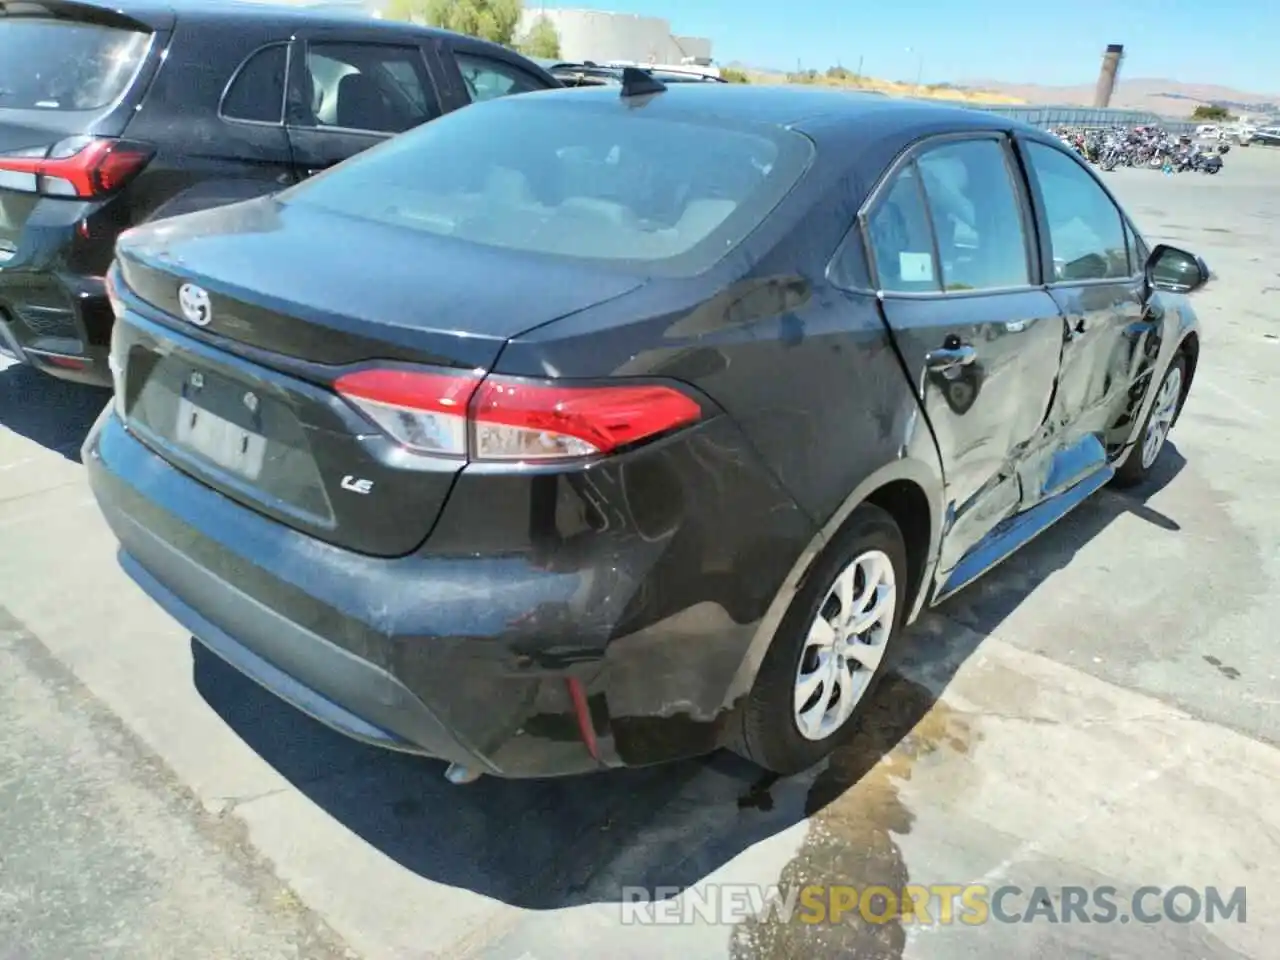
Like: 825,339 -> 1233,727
0,137 -> 153,198
333,368 -> 702,462
470,378 -> 703,460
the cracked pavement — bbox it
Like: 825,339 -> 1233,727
0,147 -> 1278,959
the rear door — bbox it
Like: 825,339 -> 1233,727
864,133 -> 1065,575
214,42 -> 296,189
284,32 -> 443,177
0,1 -> 165,259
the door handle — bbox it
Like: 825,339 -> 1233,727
925,345 -> 976,372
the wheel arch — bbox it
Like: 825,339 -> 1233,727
722,455 -> 945,715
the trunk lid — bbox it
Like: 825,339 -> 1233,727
112,197 -> 646,557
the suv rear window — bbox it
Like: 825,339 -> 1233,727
0,18 -> 151,111
282,97 -> 813,275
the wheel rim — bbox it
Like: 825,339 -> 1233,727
1140,365 -> 1183,469
793,549 -> 897,742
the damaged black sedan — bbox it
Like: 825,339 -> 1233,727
84,75 -> 1205,780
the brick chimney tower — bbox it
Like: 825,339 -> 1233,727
1094,44 -> 1125,109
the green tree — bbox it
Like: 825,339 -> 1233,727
384,0 -> 523,46
519,15 -> 561,59
720,67 -> 750,84
1191,104 -> 1231,121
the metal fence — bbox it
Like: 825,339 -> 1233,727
960,103 -> 1199,134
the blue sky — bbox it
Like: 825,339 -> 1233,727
535,0 -> 1275,93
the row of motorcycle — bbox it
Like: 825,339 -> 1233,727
1055,126 -> 1225,175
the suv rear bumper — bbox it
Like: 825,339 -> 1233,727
0,270 -> 114,386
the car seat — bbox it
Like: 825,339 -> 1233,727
335,73 -> 399,132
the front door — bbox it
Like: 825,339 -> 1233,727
1019,139 -> 1150,460
866,135 -> 1065,575
285,35 -> 444,176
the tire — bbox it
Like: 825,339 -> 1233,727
1113,354 -> 1187,488
734,503 -> 908,775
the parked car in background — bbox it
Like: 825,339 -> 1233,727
1226,123 -> 1255,145
86,80 -> 1206,782
1253,126 -> 1280,146
534,59 -> 727,87
0,0 -> 557,385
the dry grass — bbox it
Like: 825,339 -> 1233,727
743,69 -> 1026,105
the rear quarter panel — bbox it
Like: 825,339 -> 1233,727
497,157 -> 947,609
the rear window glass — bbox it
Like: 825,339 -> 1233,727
281,97 -> 813,275
0,18 -> 150,111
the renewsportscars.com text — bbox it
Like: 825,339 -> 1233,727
619,884 -> 1247,926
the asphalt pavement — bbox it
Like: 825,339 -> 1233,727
1,146 -> 1278,960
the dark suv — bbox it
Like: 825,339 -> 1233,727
0,0 -> 557,385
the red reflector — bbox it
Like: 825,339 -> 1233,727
333,368 -> 702,462
0,137 -> 153,198
40,355 -> 88,370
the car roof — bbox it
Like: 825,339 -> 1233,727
532,82 -> 1033,145
32,0 -> 467,36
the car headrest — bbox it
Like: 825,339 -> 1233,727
335,73 -> 394,132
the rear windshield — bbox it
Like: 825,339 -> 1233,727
282,96 -> 813,275
0,18 -> 151,111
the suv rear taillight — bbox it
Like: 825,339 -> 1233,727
334,368 -> 703,462
0,136 -> 154,198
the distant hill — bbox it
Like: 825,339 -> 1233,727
725,63 -> 1023,106
715,63 -> 1280,118
960,77 -> 1280,117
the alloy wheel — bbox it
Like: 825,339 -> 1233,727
1140,365 -> 1183,469
793,549 -> 897,741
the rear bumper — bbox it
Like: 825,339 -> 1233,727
0,193 -> 117,386
0,270 -> 113,386
84,405 -> 815,777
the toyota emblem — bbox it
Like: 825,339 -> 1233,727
177,283 -> 212,326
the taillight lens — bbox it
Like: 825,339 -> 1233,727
333,369 -> 480,457
333,368 -> 702,462
0,137 -> 153,198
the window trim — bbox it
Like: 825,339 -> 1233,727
451,49 -> 549,103
290,39 -> 438,138
830,130 -> 1043,301
1015,135 -> 1142,288
218,41 -> 291,128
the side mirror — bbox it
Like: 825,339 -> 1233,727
1146,243 -> 1210,294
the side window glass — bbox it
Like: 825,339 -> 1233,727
1025,141 -> 1130,281
454,52 -> 545,103
303,42 -> 438,134
222,44 -> 288,124
866,163 -> 940,293
917,139 -> 1030,291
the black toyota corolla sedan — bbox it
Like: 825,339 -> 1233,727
84,76 -> 1206,781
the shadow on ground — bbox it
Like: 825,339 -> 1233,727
194,448 -> 1190,956
0,363 -> 108,462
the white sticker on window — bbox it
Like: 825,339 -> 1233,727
899,252 -> 935,283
